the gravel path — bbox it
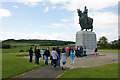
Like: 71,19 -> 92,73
22,52 -> 118,69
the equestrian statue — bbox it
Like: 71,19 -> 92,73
77,6 -> 93,31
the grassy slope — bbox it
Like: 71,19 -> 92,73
59,63 -> 118,78
2,52 -> 45,79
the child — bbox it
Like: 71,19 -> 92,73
95,48 -> 98,58
70,50 -> 75,65
41,49 -> 45,60
66,47 -> 69,57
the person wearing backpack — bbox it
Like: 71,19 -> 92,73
51,47 -> 59,69
56,46 -> 61,66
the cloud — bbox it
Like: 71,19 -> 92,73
90,11 -> 118,30
0,8 -> 11,19
62,0 -> 119,11
51,6 -> 56,9
73,10 -> 118,42
61,19 -> 68,22
43,7 -> 49,12
49,0 -> 69,4
97,32 -> 118,42
1,0 -> 118,42
23,2 -> 38,7
41,23 -> 63,28
51,23 -> 63,27
12,5 -> 18,8
27,24 -> 32,27
13,0 -> 41,7
0,32 -> 74,41
3,0 -> 119,9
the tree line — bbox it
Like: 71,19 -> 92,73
1,39 -> 75,49
97,36 -> 120,49
1,37 -> 120,49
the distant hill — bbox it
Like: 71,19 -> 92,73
2,39 -> 75,46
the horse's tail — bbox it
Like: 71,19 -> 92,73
88,17 -> 93,28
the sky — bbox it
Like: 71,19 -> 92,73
0,0 -> 119,42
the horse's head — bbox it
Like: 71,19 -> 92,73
77,9 -> 82,17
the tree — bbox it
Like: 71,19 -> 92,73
2,44 -> 11,49
98,36 -> 108,44
98,36 -> 108,49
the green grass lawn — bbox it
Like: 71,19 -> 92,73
2,52 -> 46,80
2,46 -> 56,53
2,46 -> 119,79
2,46 -> 54,53
59,63 -> 118,78
98,49 -> 119,53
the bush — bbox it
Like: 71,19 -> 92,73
31,45 -> 34,46
26,50 -> 29,52
19,50 -> 24,52
2,44 -> 11,49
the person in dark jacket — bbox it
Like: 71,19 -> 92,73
68,47 -> 71,57
34,46 -> 37,64
35,46 -> 41,65
75,47 -> 80,57
69,46 -> 74,57
44,47 -> 50,65
29,47 -> 34,63
95,48 -> 98,52
56,46 -> 61,66
80,46 -> 83,57
83,46 -> 87,56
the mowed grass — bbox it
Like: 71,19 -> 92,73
59,63 -> 118,78
98,49 -> 119,53
2,46 -> 119,79
2,46 -> 56,53
2,52 -> 46,79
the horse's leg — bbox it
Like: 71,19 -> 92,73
91,28 -> 93,31
86,29 -> 87,31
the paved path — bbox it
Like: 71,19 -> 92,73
11,65 -> 68,80
11,52 -> 118,80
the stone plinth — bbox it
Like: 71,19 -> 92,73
76,31 -> 97,54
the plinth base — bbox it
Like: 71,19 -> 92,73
76,31 -> 97,54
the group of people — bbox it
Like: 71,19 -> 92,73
29,46 -> 99,70
75,46 -> 87,57
29,46 -> 78,70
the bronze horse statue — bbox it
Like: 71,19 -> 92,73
77,7 -> 93,31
